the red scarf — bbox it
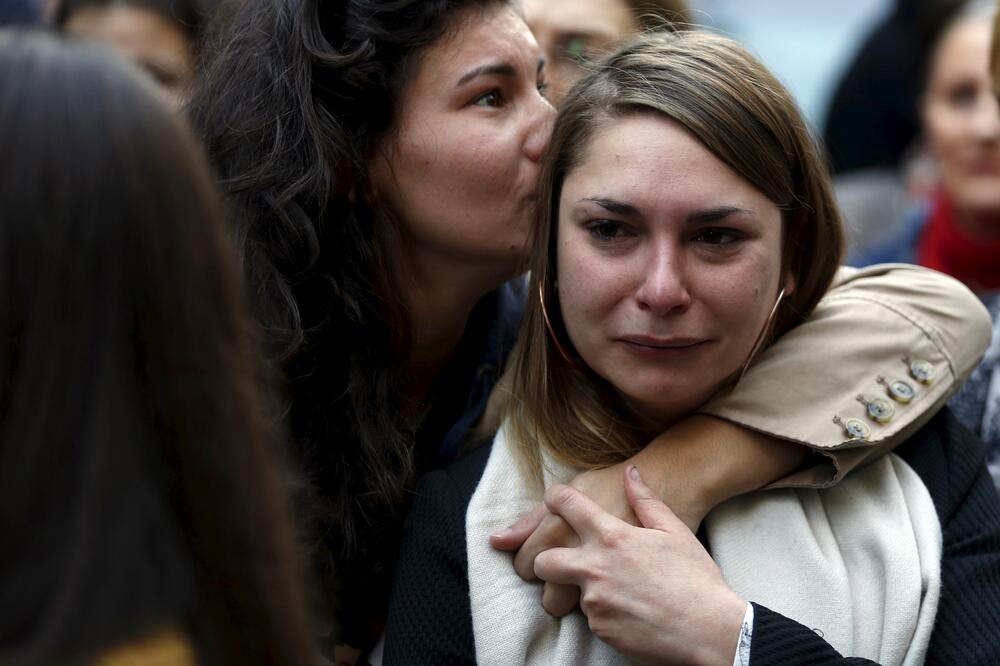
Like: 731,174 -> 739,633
916,193 -> 1000,291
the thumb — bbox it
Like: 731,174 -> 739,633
490,503 -> 548,550
623,465 -> 687,533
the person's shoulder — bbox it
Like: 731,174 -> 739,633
419,441 -> 492,509
407,442 -> 492,529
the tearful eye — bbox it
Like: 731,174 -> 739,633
695,228 -> 742,245
587,220 -> 631,240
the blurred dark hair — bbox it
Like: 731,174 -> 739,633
0,31 -> 315,665
188,0 -> 507,643
55,0 -> 206,39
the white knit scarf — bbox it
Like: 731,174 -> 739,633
466,423 -> 942,665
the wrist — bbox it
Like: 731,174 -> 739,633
630,423 -> 718,530
693,592 -> 748,666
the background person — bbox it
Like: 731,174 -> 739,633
0,31 -> 315,666
521,0 -> 690,104
823,0 -> 966,175
57,0 -> 204,105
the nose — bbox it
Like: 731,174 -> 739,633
971,94 -> 1000,143
635,241 -> 692,316
524,96 -> 556,163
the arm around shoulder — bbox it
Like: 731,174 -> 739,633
698,263 -> 992,488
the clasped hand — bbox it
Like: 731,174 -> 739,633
492,466 -> 746,665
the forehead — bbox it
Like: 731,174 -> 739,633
930,19 -> 992,84
65,5 -> 189,55
564,113 -> 767,210
407,4 -> 541,90
521,0 -> 635,37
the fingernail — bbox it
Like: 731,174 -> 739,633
491,527 -> 513,539
628,465 -> 641,481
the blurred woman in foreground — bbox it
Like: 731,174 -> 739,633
0,32 -> 315,665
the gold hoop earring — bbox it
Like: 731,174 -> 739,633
538,279 -> 575,365
736,287 -> 786,384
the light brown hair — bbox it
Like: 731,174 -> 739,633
506,31 -> 844,478
627,0 -> 690,29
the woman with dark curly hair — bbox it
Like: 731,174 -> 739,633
188,0 -> 991,657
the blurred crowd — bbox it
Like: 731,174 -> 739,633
1,0 -> 999,664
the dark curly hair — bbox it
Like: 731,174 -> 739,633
188,0 -> 507,646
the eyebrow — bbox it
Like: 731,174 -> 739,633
582,197 -> 640,216
456,58 -> 546,87
687,206 -> 755,225
581,198 -> 754,223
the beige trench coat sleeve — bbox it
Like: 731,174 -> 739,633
697,263 -> 992,488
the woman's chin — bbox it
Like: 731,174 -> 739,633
618,385 -> 720,429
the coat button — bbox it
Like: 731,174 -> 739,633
834,416 -> 872,440
879,376 -> 915,403
906,358 -> 936,385
866,397 -> 895,423
857,394 -> 895,423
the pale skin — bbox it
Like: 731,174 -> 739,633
371,3 -> 806,619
